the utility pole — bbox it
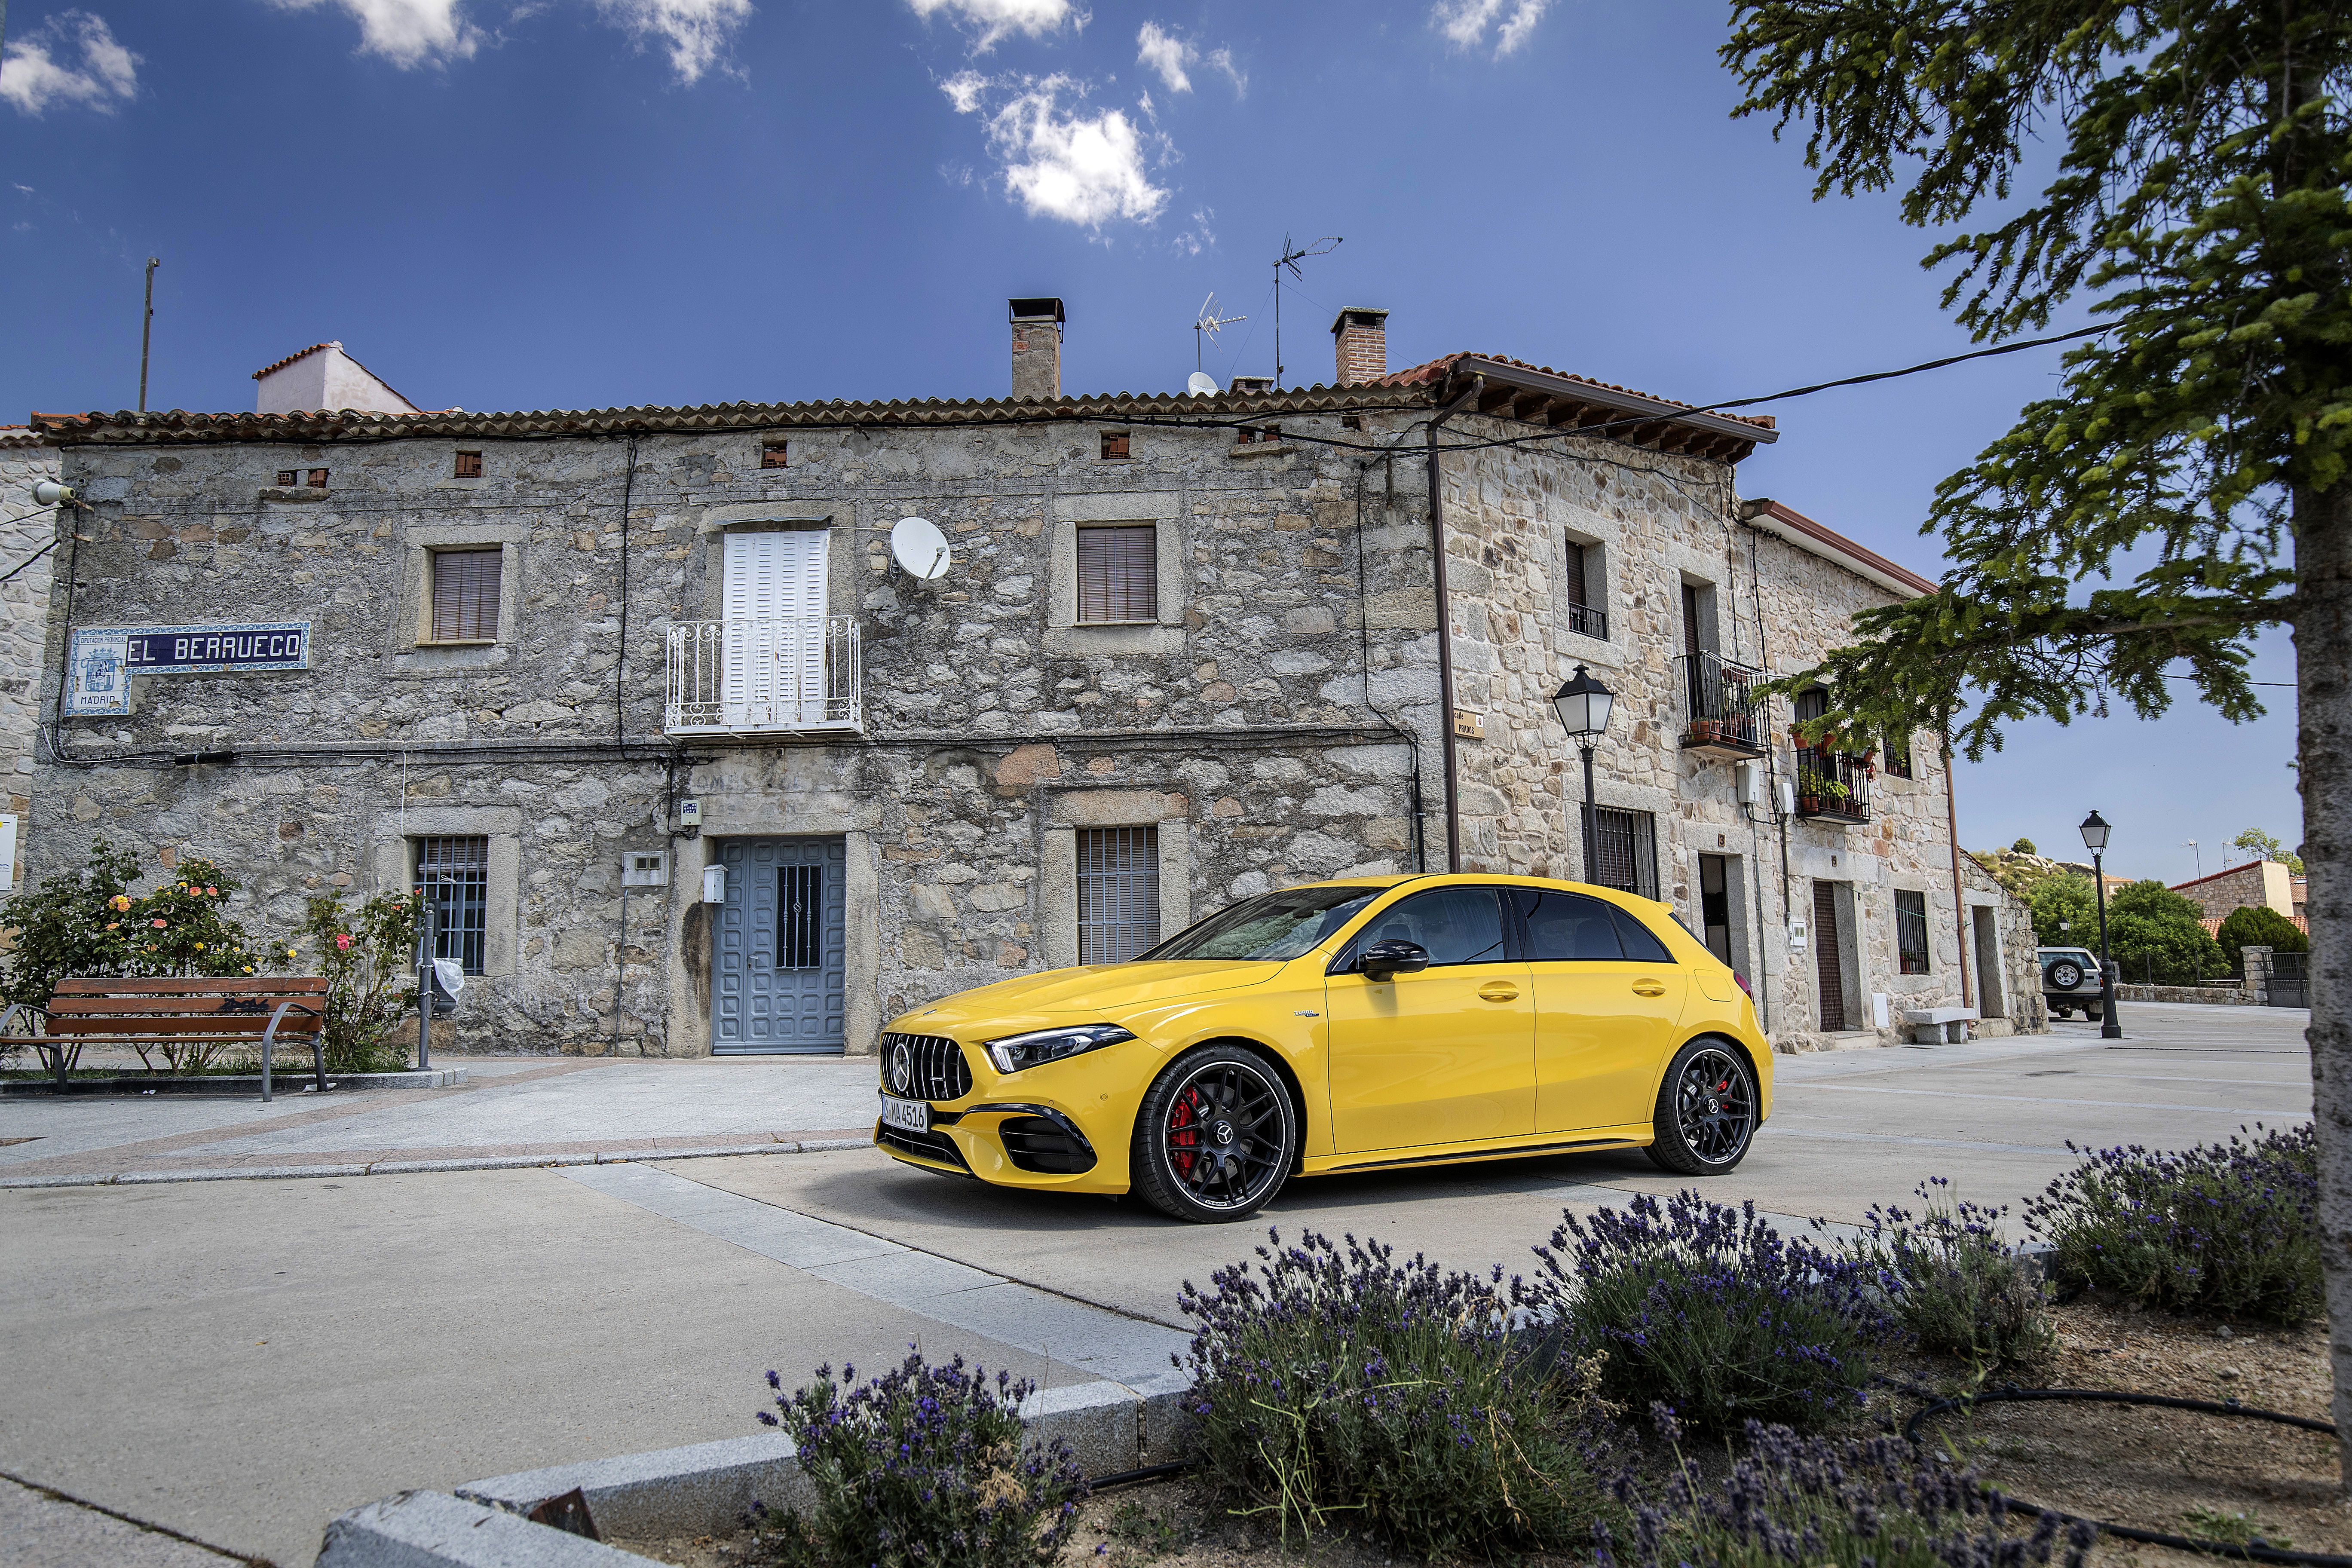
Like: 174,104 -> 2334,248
137,257 -> 159,412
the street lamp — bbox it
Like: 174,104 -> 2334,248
1552,665 -> 1614,883
2079,809 -> 2122,1039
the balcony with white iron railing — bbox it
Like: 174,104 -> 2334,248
664,616 -> 863,738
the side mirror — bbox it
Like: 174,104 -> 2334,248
1360,939 -> 1430,982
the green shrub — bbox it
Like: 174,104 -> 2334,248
2107,879 -> 2228,984
2027,874 -> 2095,949
2024,1124 -> 2318,1325
1838,1179 -> 2054,1372
1179,1229 -> 1621,1559
298,892 -> 422,1074
750,1351 -> 1084,1568
1523,1193 -> 1897,1435
2215,903 -> 2307,974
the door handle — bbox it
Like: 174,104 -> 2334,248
1632,980 -> 1666,997
1478,982 -> 1520,1002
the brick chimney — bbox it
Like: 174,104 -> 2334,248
1331,308 -> 1389,386
1008,297 -> 1064,401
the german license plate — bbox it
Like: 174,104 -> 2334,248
880,1095 -> 929,1134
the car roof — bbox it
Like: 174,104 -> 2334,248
1283,871 -> 1672,910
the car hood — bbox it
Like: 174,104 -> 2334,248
896,960 -> 1285,1032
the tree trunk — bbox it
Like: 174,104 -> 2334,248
2296,477 -> 2352,1489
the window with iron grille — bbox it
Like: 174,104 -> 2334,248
1076,525 -> 1157,623
418,836 -> 489,974
1581,805 -> 1659,900
275,469 -> 298,487
778,864 -> 824,969
1099,431 -> 1130,459
1895,889 -> 1931,974
760,441 -> 789,469
1882,728 -> 1914,778
1564,539 -> 1607,638
306,468 -> 330,489
431,548 -> 501,642
453,450 -> 482,479
1078,827 -> 1159,963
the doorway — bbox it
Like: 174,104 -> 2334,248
1812,879 -> 1849,1032
713,836 -> 847,1054
1698,854 -> 1735,969
1972,905 -> 2006,1018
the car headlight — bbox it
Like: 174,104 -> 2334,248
983,1023 -> 1135,1075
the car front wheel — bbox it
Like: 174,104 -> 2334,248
1644,1039 -> 1758,1175
1130,1044 -> 1296,1222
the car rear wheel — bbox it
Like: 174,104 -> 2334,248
1130,1045 -> 1295,1222
1644,1040 -> 1757,1175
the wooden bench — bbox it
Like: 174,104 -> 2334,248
4,977 -> 331,1100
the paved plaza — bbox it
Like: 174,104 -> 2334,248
0,1004 -> 2316,1566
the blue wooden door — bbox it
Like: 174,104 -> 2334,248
712,837 -> 846,1054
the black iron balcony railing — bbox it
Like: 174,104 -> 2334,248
1793,747 -> 1873,824
1565,599 -> 1608,639
1674,652 -> 1767,758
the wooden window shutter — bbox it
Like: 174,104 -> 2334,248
1076,525 -> 1157,623
1564,541 -> 1587,608
432,549 -> 502,641
453,450 -> 482,478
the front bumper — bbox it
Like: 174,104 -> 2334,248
873,1083 -> 1132,1191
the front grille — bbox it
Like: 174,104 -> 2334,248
879,1032 -> 974,1102
876,1122 -> 971,1172
999,1115 -> 1096,1176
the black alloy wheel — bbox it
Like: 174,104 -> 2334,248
1644,1040 -> 1758,1174
1130,1044 -> 1296,1222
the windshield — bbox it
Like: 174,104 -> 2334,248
1142,885 -> 1385,962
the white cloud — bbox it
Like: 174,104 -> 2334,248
906,0 -> 1084,54
940,68 -> 991,113
1206,45 -> 1243,95
1,11 -> 140,115
267,0 -> 480,67
594,0 -> 753,83
1135,20 -> 1191,93
982,75 -> 1167,228
1172,205 -> 1214,256
1431,0 -> 1551,58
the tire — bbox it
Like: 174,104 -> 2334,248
2049,1004 -> 2072,1019
2083,1004 -> 2104,1023
1643,1039 -> 1759,1175
2045,959 -> 2085,990
1130,1044 -> 1297,1222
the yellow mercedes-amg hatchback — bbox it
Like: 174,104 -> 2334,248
873,873 -> 1771,1222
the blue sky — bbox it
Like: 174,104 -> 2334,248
0,0 -> 2301,883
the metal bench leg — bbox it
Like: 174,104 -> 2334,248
312,1029 -> 328,1094
262,1002 -> 297,1103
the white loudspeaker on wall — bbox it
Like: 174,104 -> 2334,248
1774,778 -> 1796,817
1733,760 -> 1764,805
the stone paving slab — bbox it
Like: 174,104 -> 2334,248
0,1472 -> 253,1566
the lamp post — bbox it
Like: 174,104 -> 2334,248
1551,665 -> 1614,883
2079,809 -> 2122,1039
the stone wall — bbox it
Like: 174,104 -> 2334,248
0,438 -> 57,891
2171,858 -> 2294,919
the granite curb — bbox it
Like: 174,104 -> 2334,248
0,1138 -> 872,1189
315,1378 -> 1188,1566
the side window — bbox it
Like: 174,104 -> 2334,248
1354,888 -> 1507,968
1516,889 -> 1623,960
1609,903 -> 1675,963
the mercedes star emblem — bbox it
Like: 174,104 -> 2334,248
890,1042 -> 913,1094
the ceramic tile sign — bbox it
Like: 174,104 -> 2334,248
66,621 -> 311,716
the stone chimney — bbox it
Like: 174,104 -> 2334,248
1008,298 -> 1064,401
1331,308 -> 1389,386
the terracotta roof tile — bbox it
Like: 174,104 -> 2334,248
1377,352 -> 1777,433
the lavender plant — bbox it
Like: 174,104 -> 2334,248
748,1351 -> 1085,1568
1522,1193 -> 1897,1434
2022,1125 -> 2318,1325
1178,1228 -> 1622,1559
1608,1411 -> 2095,1568
1838,1179 -> 2055,1372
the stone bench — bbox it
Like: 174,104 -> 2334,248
1902,1006 -> 1980,1044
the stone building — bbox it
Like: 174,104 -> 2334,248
2172,859 -> 2300,923
23,301 -> 2042,1054
0,429 -> 59,893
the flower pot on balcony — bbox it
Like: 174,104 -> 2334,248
1688,720 -> 1721,744
1798,794 -> 1823,813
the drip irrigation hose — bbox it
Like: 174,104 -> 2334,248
1082,1460 -> 1194,1492
1902,1385 -> 2347,1567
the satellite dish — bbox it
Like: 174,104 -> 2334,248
1186,371 -> 1219,397
891,517 -> 953,581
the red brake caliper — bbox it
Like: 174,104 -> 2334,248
1169,1090 -> 1198,1179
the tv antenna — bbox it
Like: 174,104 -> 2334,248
1271,233 -> 1340,389
1194,293 -> 1246,372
